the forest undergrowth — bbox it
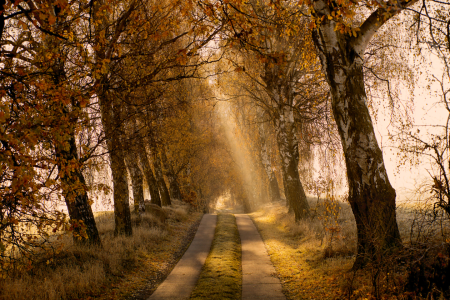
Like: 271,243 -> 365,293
252,197 -> 450,300
0,200 -> 202,300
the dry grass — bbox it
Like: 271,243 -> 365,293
251,199 -> 353,300
250,197 -> 447,300
190,213 -> 242,300
0,202 -> 202,300
162,200 -> 190,222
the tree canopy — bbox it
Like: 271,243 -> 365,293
1,0 -> 449,273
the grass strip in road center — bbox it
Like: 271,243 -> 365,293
190,213 -> 242,300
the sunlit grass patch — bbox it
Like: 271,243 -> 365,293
163,202 -> 189,222
252,198 -> 450,299
190,213 -> 242,300
251,200 -> 353,300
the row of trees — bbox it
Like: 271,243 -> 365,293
0,0 -> 233,268
1,0 -> 449,271
208,0 -> 449,268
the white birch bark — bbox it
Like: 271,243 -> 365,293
258,117 -> 281,202
310,0 -> 418,267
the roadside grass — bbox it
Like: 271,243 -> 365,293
251,200 -> 351,300
252,198 -> 450,299
0,200 -> 203,300
190,213 -> 242,300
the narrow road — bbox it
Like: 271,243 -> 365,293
148,213 -> 286,300
148,214 -> 217,300
236,214 -> 286,300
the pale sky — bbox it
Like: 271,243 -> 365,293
374,50 -> 448,203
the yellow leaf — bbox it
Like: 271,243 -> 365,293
48,15 -> 56,25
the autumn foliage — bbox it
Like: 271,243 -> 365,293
1,0 -> 450,298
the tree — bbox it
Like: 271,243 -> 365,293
307,0 -> 419,267
44,3 -> 101,245
214,1 -> 329,220
392,2 -> 450,217
90,0 -> 225,215
257,113 -> 281,202
138,140 -> 162,206
152,149 -> 172,206
0,0 -> 104,255
125,149 -> 145,214
161,146 -> 183,202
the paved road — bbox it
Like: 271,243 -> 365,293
236,214 -> 286,300
148,214 -> 217,300
148,213 -> 286,300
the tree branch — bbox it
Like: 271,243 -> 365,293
352,0 -> 419,53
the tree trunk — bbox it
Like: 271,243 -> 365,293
280,165 -> 291,209
268,172 -> 281,202
56,127 -> 101,246
124,151 -> 145,214
138,142 -> 161,207
260,58 -> 310,219
160,147 -> 183,202
152,150 -> 171,206
258,119 -> 281,202
99,95 -> 132,236
91,0 -> 133,236
110,144 -> 133,236
274,106 -> 310,221
311,1 -> 403,267
47,27 -> 101,246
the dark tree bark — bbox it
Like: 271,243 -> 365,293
46,22 -> 101,246
258,119 -> 281,202
100,96 -> 132,236
257,53 -> 310,220
124,151 -> 145,214
0,0 -> 5,41
152,150 -> 171,206
310,0 -> 418,267
273,106 -> 310,220
91,0 -> 134,236
268,172 -> 281,202
160,147 -> 183,202
110,145 -> 133,236
55,127 -> 101,246
279,163 -> 291,209
138,142 -> 161,207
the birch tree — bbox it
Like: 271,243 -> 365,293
258,114 -> 281,202
216,1 -> 329,220
307,0 -> 419,267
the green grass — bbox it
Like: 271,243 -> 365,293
190,213 -> 242,300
